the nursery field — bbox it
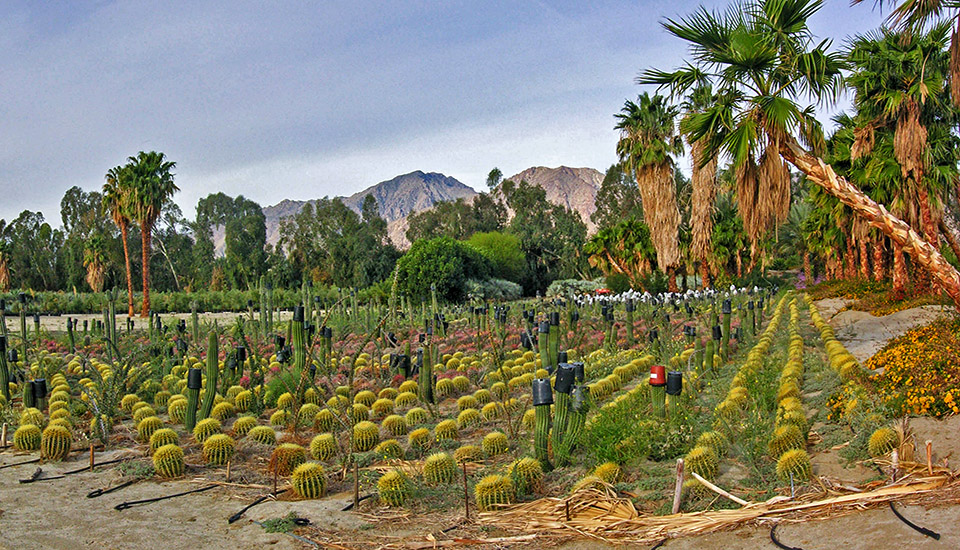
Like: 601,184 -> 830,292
0,287 -> 958,549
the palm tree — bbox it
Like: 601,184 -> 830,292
615,92 -> 684,292
83,234 -> 107,293
103,165 -> 135,316
852,0 -> 960,106
642,0 -> 960,308
126,151 -> 178,316
681,85 -> 719,287
584,218 -> 658,289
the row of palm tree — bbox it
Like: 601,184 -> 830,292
609,0 -> 960,307
102,151 -> 178,317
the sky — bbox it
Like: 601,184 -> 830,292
0,0 -> 888,226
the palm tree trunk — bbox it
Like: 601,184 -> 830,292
141,223 -> 152,317
779,137 -> 960,309
859,239 -> 870,279
892,244 -> 907,300
667,266 -> 679,293
699,260 -> 711,289
803,251 -> 812,286
872,239 -> 885,281
845,239 -> 856,278
120,223 -> 134,317
735,253 -> 743,278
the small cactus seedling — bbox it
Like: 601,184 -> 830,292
153,444 -> 184,478
291,462 -> 326,499
203,434 -> 236,465
423,452 -> 457,484
247,425 -> 277,446
377,470 -> 409,507
13,424 -> 41,451
270,443 -> 306,476
474,474 -> 514,511
310,433 -> 338,461
40,425 -> 72,461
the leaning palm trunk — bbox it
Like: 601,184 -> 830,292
634,162 -> 681,285
690,140 -> 717,288
939,218 -> 960,267
779,137 -> 960,309
803,251 -> 813,286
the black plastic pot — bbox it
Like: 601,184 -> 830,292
293,306 -> 304,322
664,314 -> 670,323
571,310 -> 580,322
554,365 -> 575,394
572,361 -> 585,382
520,332 -> 532,350
648,328 -> 659,342
539,321 -> 550,334
748,301 -> 754,310
0,335 -> 5,353
666,371 -> 683,396
686,304 -> 694,315
309,364 -> 317,378
8,349 -> 17,363
626,299 -> 635,312
237,346 -> 247,363
549,312 -> 560,326
324,326 -> 332,339
531,378 -> 554,406
558,350 -> 568,364
32,378 -> 47,400
18,292 -> 26,305
722,299 -> 732,314
187,368 -> 202,390
712,325 -> 722,340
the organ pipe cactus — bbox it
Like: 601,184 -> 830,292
198,329 -> 218,422
185,367 -> 201,432
531,378 -> 553,471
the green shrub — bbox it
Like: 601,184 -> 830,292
395,237 -> 493,301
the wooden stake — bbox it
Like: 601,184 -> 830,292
1,423 -> 7,447
672,458 -> 685,514
353,461 -> 359,510
925,440 -> 933,476
564,499 -> 570,521
226,461 -> 232,482
89,443 -> 95,472
891,449 -> 899,482
462,461 -> 469,520
273,464 -> 278,493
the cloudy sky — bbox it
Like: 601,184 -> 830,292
1,0 -> 886,225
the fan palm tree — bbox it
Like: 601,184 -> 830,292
126,151 -> 178,316
103,165 -> 135,316
584,218 -> 658,290
852,0 -> 960,106
83,234 -> 107,293
682,85 -> 720,288
641,0 -> 960,307
615,92 -> 684,292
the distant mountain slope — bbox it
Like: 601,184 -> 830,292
505,166 -> 602,233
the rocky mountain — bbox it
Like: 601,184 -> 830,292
254,171 -> 477,252
217,166 -> 602,255
505,166 -> 603,233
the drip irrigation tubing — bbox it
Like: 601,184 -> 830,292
890,502 -> 940,540
228,490 -> 285,523
87,480 -> 137,498
114,484 -> 217,511
770,525 -> 804,550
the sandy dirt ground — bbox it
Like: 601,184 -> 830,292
10,311 -> 294,333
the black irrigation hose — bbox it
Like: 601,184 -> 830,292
63,457 -> 131,475
890,502 -> 941,540
650,539 -> 666,550
114,484 -> 217,511
228,490 -> 285,523
770,525 -> 804,550
0,457 -> 41,470
340,493 -> 374,511
87,480 -> 137,498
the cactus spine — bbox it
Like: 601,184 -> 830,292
199,329 -> 218,421
291,462 -> 325,499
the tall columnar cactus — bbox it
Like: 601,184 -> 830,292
538,321 -> 550,372
625,300 -> 635,346
721,299 -> 732,361
185,367 -> 202,432
66,317 -> 75,354
0,335 -> 9,402
191,301 -> 199,344
417,347 -> 432,405
291,306 -> 308,405
199,329 -> 219,422
531,379 -> 553,471
18,293 -> 28,363
259,276 -> 267,337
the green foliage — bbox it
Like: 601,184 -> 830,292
545,278 -> 603,298
395,237 -> 493,301
466,232 -> 525,282
260,513 -> 302,533
605,273 -> 632,294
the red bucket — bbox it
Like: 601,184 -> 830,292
649,365 -> 666,386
